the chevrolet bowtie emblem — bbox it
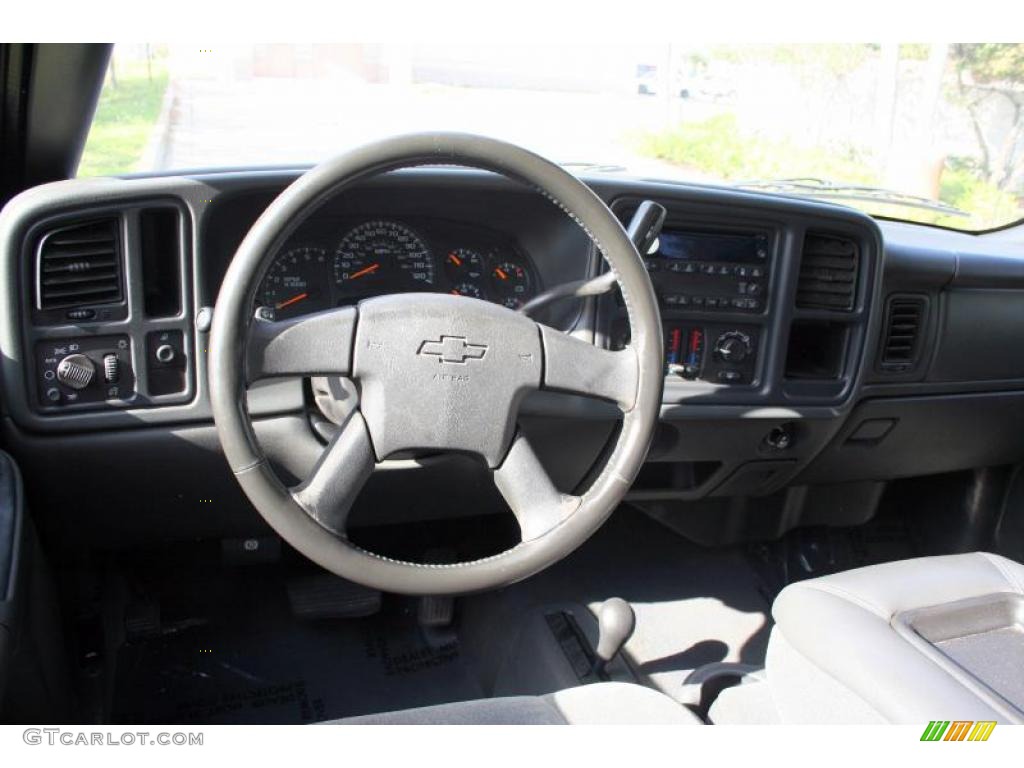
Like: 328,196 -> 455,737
417,335 -> 488,364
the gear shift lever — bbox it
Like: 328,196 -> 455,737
592,597 -> 636,677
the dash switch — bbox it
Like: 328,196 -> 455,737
103,353 -> 121,383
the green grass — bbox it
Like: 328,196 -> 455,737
636,113 -> 878,187
78,59 -> 169,177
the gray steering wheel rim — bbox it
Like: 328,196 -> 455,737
209,132 -> 663,595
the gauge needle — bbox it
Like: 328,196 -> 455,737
494,267 -> 509,280
349,263 -> 380,280
275,292 -> 309,310
448,253 -> 462,266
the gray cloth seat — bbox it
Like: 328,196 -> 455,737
332,682 -> 701,725
712,552 -> 1024,724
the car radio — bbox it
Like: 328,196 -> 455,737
644,228 -> 771,313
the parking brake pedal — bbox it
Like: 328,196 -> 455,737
287,573 -> 381,620
124,598 -> 161,640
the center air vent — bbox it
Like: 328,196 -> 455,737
37,218 -> 123,310
796,233 -> 859,311
880,295 -> 927,373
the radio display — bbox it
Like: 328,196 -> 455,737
654,230 -> 766,262
644,228 -> 771,314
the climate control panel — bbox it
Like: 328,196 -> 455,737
663,323 -> 759,385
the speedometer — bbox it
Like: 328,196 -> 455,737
333,220 -> 434,300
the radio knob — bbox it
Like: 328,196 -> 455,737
714,332 -> 751,363
56,353 -> 96,390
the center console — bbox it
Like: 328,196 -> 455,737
607,196 -> 878,410
651,226 -> 770,386
609,214 -> 778,390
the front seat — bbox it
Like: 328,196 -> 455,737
331,682 -> 701,725
711,552 -> 1024,724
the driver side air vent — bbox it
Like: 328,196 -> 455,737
796,232 -> 859,311
37,218 -> 123,310
880,294 -> 927,373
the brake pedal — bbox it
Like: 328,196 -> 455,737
287,573 -> 381,620
418,549 -> 456,629
418,594 -> 455,628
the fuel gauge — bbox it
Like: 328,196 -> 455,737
450,282 -> 484,299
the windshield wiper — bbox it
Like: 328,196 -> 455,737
559,161 -> 628,174
735,177 -> 969,218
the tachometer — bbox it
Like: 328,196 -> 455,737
333,220 -> 434,299
258,246 -> 330,320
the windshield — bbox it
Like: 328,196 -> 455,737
79,43 -> 1024,232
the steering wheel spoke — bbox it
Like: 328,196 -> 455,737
493,431 -> 581,542
291,411 -> 376,535
247,306 -> 357,382
288,415 -> 376,536
538,324 -> 639,411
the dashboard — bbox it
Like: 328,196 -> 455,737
2,166 -> 1024,549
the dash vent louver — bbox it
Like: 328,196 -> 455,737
880,295 -> 926,372
796,232 -> 859,311
37,218 -> 123,310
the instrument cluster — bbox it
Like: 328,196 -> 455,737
256,218 -> 538,320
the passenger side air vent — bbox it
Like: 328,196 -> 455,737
36,218 -> 123,310
796,232 -> 859,311
880,295 -> 927,373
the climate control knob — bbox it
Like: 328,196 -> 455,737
55,353 -> 96,390
714,331 -> 752,363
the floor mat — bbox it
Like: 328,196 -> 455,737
462,506 -> 774,701
746,500 -> 919,604
111,568 -> 483,724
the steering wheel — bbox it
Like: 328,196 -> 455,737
209,133 -> 663,595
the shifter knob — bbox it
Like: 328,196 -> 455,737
593,597 -> 636,675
